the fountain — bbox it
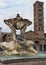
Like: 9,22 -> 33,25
0,14 -> 46,65
2,14 -> 37,56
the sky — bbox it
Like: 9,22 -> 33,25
0,0 -> 46,33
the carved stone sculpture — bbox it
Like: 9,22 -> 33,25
0,14 -> 37,56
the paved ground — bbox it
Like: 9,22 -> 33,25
0,61 -> 46,65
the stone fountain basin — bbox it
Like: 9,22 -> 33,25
0,52 -> 46,65
0,52 -> 46,61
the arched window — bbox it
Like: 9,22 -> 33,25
39,44 -> 42,51
34,41 -> 42,51
44,44 -> 46,51
34,41 -> 39,51
39,27 -> 41,30
35,41 -> 39,45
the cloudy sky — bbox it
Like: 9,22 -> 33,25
0,0 -> 46,33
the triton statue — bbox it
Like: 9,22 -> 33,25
0,14 -> 37,56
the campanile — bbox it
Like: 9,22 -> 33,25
34,1 -> 44,36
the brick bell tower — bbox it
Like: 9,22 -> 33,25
34,1 -> 44,36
